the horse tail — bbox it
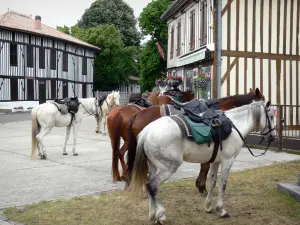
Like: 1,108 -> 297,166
108,112 -> 122,182
126,113 -> 138,185
128,124 -> 150,199
31,108 -> 40,160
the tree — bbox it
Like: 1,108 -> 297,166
78,25 -> 138,91
77,0 -> 141,47
139,0 -> 172,43
56,25 -> 71,35
138,0 -> 172,91
139,40 -> 166,92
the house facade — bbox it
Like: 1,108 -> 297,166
161,0 -> 214,98
162,0 -> 300,124
0,11 -> 99,112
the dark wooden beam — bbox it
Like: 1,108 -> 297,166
221,57 -> 238,84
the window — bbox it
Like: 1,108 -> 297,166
50,49 -> 56,70
10,43 -> 18,66
51,80 -> 56,99
82,57 -> 87,75
200,0 -> 208,46
170,26 -> 174,59
39,47 -> 45,69
27,79 -> 34,100
27,45 -> 33,68
177,20 -> 181,56
190,9 -> 196,50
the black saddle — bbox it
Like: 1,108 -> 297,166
98,95 -> 107,107
133,98 -> 153,108
54,96 -> 80,114
183,107 -> 233,163
171,99 -> 209,115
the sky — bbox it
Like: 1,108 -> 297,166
0,0 -> 152,41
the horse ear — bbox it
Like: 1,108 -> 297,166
266,100 -> 271,108
255,88 -> 260,96
146,90 -> 150,95
249,88 -> 254,93
156,92 -> 160,96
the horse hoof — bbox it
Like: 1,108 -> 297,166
220,211 -> 231,218
40,155 -> 47,160
63,152 -> 68,155
73,153 -> 79,156
95,130 -> 99,133
121,175 -> 128,182
102,133 -> 106,136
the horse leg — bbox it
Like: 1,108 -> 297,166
102,115 -> 107,136
215,157 -> 235,218
62,126 -> 72,155
72,123 -> 80,156
195,163 -> 210,195
95,115 -> 100,133
119,141 -> 128,181
36,127 -> 52,160
146,165 -> 179,224
204,163 -> 219,213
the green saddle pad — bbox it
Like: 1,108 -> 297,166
183,115 -> 212,145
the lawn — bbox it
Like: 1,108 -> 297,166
4,160 -> 300,225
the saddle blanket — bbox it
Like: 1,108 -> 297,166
51,101 -> 69,114
170,108 -> 233,146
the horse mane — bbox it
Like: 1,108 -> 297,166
225,100 -> 264,114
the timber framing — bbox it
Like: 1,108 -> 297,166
214,0 -> 300,138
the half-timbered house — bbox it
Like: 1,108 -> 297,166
0,11 -> 99,112
162,0 -> 300,148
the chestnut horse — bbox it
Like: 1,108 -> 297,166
108,91 -> 160,182
125,88 -> 265,193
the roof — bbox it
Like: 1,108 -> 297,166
0,11 -> 100,51
160,0 -> 191,21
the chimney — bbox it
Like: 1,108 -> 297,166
35,15 -> 41,30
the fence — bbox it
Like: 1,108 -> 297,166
247,104 -> 300,151
94,91 -> 133,105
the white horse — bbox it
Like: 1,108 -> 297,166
128,100 -> 276,224
31,97 -> 100,160
158,86 -> 168,96
95,90 -> 120,135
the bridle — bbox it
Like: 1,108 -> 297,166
80,98 -> 100,117
231,102 -> 276,157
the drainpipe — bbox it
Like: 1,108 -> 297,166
216,0 -> 222,98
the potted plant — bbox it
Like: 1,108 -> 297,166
155,76 -> 168,87
193,72 -> 211,99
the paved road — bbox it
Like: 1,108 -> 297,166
0,112 -> 31,124
0,115 -> 300,211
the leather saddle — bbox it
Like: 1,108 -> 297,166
183,107 -> 232,143
54,96 -> 80,114
98,95 -> 107,107
133,98 -> 153,108
171,99 -> 209,115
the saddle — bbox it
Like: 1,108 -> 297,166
98,95 -> 107,108
170,108 -> 233,163
132,98 -> 153,108
53,96 -> 80,114
171,99 -> 209,114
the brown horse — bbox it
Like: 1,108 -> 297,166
108,90 -> 160,182
125,88 -> 265,193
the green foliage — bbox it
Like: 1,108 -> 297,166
77,0 -> 141,47
138,0 -> 172,91
78,25 -> 138,91
56,25 -> 71,35
138,0 -> 172,43
139,40 -> 166,92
